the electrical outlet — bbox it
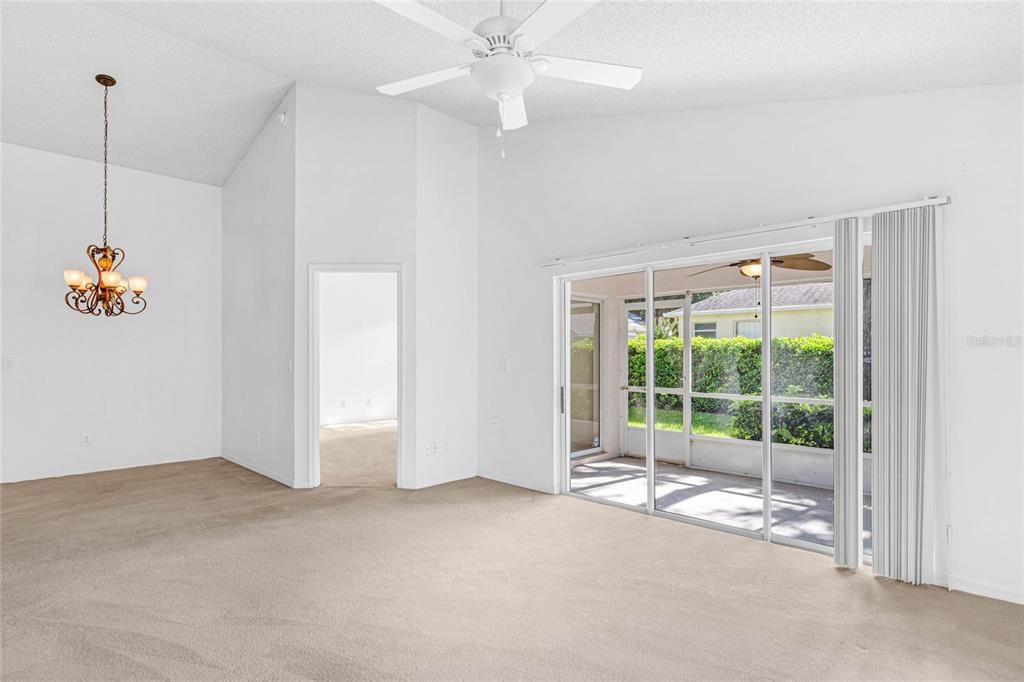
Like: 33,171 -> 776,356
491,416 -> 499,429
255,431 -> 261,447
80,433 -> 91,447
340,400 -> 346,408
366,398 -> 372,406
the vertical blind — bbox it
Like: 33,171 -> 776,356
871,205 -> 941,584
833,217 -> 864,569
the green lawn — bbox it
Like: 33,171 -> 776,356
627,406 -> 734,438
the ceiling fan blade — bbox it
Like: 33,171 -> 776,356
534,55 -> 642,90
499,96 -> 528,131
688,264 -> 730,278
371,0 -> 480,44
514,1 -> 599,49
377,64 -> 470,96
776,258 -> 831,271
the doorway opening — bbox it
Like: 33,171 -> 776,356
313,269 -> 400,488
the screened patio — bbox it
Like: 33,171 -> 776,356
570,456 -> 873,552
567,243 -> 873,556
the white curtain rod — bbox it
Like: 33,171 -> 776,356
540,195 -> 950,268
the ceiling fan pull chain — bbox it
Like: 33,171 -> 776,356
496,101 -> 507,158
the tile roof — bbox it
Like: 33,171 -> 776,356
690,281 -> 833,313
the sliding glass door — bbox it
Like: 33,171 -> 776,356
651,262 -> 765,534
562,234 -> 860,554
566,275 -> 649,510
767,249 -> 836,550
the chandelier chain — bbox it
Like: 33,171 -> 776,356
102,84 -> 109,247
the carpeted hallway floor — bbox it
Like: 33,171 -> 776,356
2,459 -> 1022,680
319,421 -> 396,488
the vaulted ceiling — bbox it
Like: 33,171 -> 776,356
3,2 -> 1020,185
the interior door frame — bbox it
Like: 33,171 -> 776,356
307,263 -> 406,489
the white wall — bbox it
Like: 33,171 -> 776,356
291,83 -> 478,489
319,272 -> 398,425
292,82 -> 417,488
221,87 -> 296,486
476,84 -> 1023,604
693,307 -> 833,338
414,105 -> 478,488
1,143 -> 221,481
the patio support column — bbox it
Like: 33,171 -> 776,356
681,293 -> 692,467
644,267 -> 656,514
834,217 -> 865,569
760,252 -> 773,540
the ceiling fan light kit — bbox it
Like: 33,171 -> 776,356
373,0 -> 643,132
63,74 -> 148,317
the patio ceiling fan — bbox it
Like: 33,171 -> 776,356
371,0 -> 643,131
691,254 -> 832,281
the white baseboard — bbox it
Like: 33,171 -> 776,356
0,453 -> 217,483
221,454 -> 294,488
950,574 -> 1024,605
409,470 -> 477,490
319,416 -> 398,427
478,469 -> 557,494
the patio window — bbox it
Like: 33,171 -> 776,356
693,322 -> 717,338
735,319 -> 759,338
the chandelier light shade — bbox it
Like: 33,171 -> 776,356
64,74 -> 148,317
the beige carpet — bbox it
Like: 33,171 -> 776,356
2,460 -> 1022,680
319,421 -> 396,488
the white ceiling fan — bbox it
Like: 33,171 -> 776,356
372,0 -> 643,131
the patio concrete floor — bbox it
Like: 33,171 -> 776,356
570,456 -> 872,552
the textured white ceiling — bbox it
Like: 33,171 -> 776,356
1,3 -> 293,186
3,2 -> 1021,186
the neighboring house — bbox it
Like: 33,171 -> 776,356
667,282 -> 834,339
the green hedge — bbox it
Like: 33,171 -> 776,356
627,334 -> 833,398
577,333 -> 869,451
625,334 -> 859,451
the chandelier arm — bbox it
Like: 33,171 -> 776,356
89,286 -> 102,315
87,244 -> 103,280
65,290 -> 82,312
66,285 -> 95,315
121,295 -> 148,315
110,247 -> 125,273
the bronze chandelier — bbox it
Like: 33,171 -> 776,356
63,74 -> 148,316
